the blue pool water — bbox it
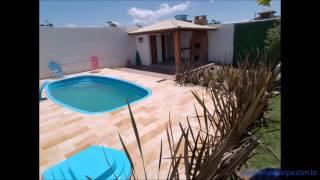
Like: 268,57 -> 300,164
45,75 -> 151,114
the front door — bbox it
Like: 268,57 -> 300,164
150,35 -> 158,64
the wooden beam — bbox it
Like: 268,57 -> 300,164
174,31 -> 181,66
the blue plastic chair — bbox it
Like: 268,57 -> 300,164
48,61 -> 67,78
42,146 -> 132,180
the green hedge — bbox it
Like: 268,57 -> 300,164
233,19 -> 280,65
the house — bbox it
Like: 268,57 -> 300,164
254,9 -> 277,20
128,15 -> 217,70
40,15 -> 279,78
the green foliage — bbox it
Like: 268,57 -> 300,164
257,0 -> 271,6
264,23 -> 281,63
211,19 -> 221,24
233,20 -> 278,65
135,51 -> 142,65
247,96 -> 280,169
40,20 -> 54,27
107,21 -> 117,27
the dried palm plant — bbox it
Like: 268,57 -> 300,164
175,59 -> 218,87
118,56 -> 281,180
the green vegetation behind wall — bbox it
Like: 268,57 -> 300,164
233,19 -> 279,65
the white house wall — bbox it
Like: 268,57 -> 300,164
40,24 -> 238,79
135,35 -> 151,65
208,24 -> 235,64
40,27 -> 136,79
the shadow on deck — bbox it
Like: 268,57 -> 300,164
126,59 -> 214,75
127,61 -> 176,75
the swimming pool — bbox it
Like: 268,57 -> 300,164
45,75 -> 151,114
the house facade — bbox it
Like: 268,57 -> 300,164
39,15 -> 279,79
128,16 -> 217,68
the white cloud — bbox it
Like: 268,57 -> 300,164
128,1 -> 191,25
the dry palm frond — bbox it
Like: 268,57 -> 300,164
176,60 -> 218,87
118,55 -> 281,180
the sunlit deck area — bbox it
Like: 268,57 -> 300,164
40,68 -> 212,178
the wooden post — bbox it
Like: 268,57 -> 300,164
174,31 -> 181,66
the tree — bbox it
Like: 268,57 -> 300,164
107,21 -> 117,27
211,19 -> 221,24
135,51 -> 141,65
40,20 -> 53,27
257,0 -> 271,6
264,22 -> 280,63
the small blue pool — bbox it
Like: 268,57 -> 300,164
45,75 -> 151,114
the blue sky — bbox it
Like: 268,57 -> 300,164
40,0 -> 281,27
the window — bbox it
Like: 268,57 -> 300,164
195,43 -> 201,49
138,37 -> 143,43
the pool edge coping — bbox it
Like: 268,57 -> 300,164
44,74 -> 152,115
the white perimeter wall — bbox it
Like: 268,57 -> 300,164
135,35 -> 151,65
208,24 -> 235,64
40,24 -> 237,79
40,27 -> 136,79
